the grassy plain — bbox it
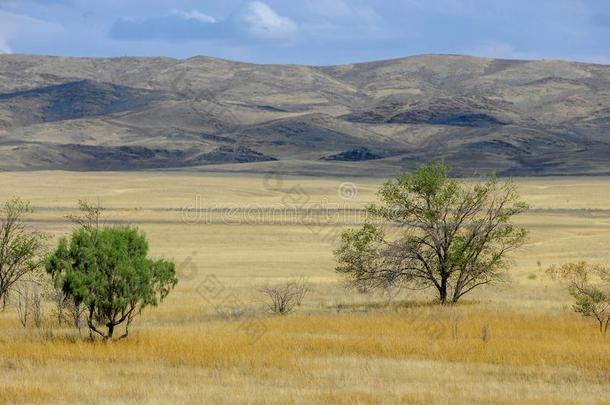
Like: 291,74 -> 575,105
0,172 -> 609,404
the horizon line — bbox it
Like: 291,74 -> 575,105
1,52 -> 608,68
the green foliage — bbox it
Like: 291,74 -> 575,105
335,162 -> 528,304
335,224 -> 385,288
46,209 -> 177,341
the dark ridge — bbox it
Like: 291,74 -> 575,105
389,111 -> 507,127
200,145 -> 277,164
64,144 -> 189,170
322,147 -> 384,161
59,144 -> 275,170
255,105 -> 288,112
0,80 -> 163,123
341,111 -> 387,124
464,139 -> 529,155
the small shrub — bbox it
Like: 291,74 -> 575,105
260,279 -> 311,315
547,262 -> 610,334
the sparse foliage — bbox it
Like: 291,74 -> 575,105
14,281 -> 30,327
0,198 -> 46,305
293,277 -> 311,306
547,262 -> 610,334
66,200 -> 101,234
46,202 -> 178,341
52,288 -> 68,325
32,284 -> 43,328
52,287 -> 85,331
13,280 -> 43,328
335,162 -> 528,304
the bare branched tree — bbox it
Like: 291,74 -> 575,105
32,284 -> 43,328
14,281 -> 30,327
14,280 -> 44,328
260,279 -> 311,315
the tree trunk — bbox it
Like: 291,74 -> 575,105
106,323 -> 114,341
73,302 -> 82,333
451,286 -> 461,304
439,278 -> 448,304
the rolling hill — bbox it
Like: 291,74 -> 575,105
0,54 -> 609,176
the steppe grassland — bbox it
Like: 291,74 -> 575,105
0,171 -> 609,404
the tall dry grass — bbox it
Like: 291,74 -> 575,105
1,305 -> 609,404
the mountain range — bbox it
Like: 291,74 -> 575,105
0,54 -> 609,176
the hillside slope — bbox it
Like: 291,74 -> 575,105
0,54 -> 609,176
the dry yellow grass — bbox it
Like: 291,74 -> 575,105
1,309 -> 609,404
0,172 -> 609,404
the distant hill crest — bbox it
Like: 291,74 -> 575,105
0,54 -> 608,176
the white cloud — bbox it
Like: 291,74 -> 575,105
170,8 -> 216,24
111,2 -> 297,43
241,1 -> 297,40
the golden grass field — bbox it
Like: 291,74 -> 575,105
1,172 -> 610,404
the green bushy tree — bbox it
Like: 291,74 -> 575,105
47,202 -> 177,341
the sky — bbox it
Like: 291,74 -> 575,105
0,0 -> 608,65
